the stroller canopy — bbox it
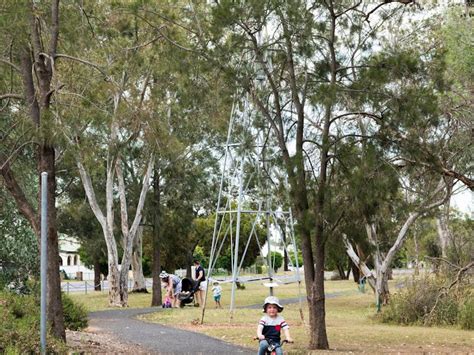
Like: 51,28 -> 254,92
181,277 -> 197,293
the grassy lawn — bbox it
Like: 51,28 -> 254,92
69,290 -> 152,312
72,276 -> 474,353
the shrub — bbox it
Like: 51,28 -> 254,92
458,296 -> 474,330
62,293 -> 88,331
0,291 -> 67,353
379,276 -> 472,329
270,252 -> 283,272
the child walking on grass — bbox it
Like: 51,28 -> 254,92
256,296 -> 293,355
211,281 -> 222,308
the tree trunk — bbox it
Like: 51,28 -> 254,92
336,264 -> 346,280
375,266 -> 390,306
282,224 -> 289,271
186,249 -> 194,279
309,243 -> 329,349
14,1 -> 65,338
350,259 -> 360,282
343,234 -> 376,291
151,168 -> 162,307
366,224 -> 390,308
293,198 -> 329,349
42,146 -> 65,339
94,257 -> 101,291
107,262 -> 127,307
132,225 -> 147,292
77,153 -> 153,307
436,201 -> 451,258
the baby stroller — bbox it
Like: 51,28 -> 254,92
178,277 -> 198,307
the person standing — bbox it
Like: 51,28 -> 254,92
193,259 -> 206,307
211,281 -> 222,308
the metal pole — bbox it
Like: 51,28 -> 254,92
266,207 -> 273,296
201,102 -> 237,325
40,172 -> 48,354
230,155 -> 245,317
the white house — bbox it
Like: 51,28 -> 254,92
59,234 -> 94,281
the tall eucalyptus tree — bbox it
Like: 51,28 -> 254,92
54,2 -> 156,306
0,0 -> 65,338
185,0 -> 420,349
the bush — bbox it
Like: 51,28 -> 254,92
379,276 -> 472,329
62,293 -> 88,331
290,251 -> 304,267
0,291 -> 67,353
270,252 -> 283,272
458,296 -> 474,330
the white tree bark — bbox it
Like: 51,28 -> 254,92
342,234 -> 376,291
117,156 -> 154,305
436,201 -> 452,258
77,155 -> 153,306
77,158 -> 122,306
345,179 -> 450,307
132,225 -> 147,292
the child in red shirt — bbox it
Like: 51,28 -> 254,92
257,296 -> 293,355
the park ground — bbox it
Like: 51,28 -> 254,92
70,275 -> 474,354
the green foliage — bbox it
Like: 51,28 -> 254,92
379,276 -> 473,329
194,211 -> 267,272
270,252 -> 283,272
289,250 -> 304,267
404,213 -> 473,268
0,292 -> 67,353
62,293 -> 88,331
458,297 -> 474,330
442,10 -> 474,87
0,191 -> 39,293
193,246 -> 209,269
58,179 -> 108,278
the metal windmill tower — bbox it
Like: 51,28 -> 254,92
200,92 -> 303,323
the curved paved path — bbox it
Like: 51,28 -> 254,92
89,307 -> 253,354
89,290 -> 361,354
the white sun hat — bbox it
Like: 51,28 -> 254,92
263,296 -> 284,312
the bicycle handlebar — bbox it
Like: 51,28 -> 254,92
253,337 -> 294,344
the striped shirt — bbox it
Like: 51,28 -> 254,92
258,315 -> 289,342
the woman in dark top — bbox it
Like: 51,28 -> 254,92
193,259 -> 206,307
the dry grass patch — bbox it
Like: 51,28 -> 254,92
141,280 -> 474,354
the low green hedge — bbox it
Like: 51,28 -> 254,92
62,293 -> 88,331
0,290 -> 88,353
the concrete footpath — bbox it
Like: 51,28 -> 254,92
89,307 -> 253,354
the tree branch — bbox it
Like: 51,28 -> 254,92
441,168 -> 474,191
0,58 -> 21,72
49,0 -> 59,56
1,159 -> 39,238
54,53 -> 108,78
76,160 -> 107,229
116,161 -> 130,239
342,234 -> 376,291
335,1 -> 363,18
366,1 -> 415,21
0,93 -> 24,100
